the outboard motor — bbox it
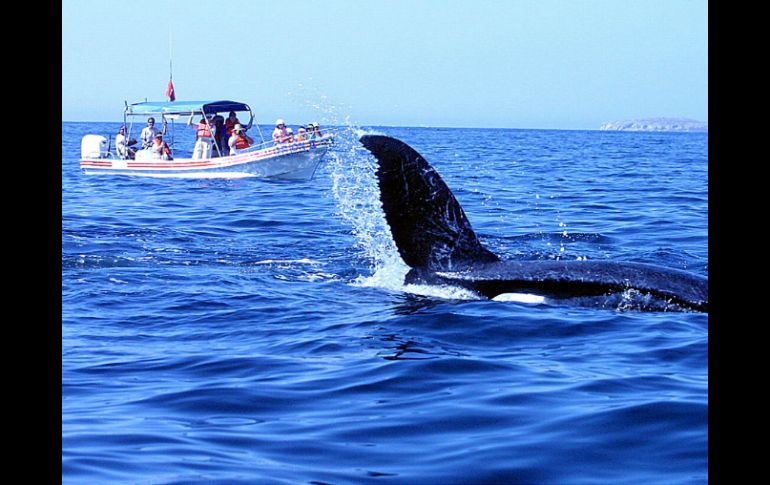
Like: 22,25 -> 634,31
81,135 -> 108,159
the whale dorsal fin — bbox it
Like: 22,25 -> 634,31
361,134 -> 500,271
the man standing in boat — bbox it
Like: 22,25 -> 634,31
224,111 -> 241,143
188,112 -> 215,159
140,117 -> 164,149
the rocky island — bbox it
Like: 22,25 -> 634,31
599,117 -> 708,132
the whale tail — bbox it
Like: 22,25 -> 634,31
360,134 -> 707,312
360,134 -> 499,271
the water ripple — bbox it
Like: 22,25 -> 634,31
63,123 -> 708,485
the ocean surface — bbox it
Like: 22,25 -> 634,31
62,121 -> 708,484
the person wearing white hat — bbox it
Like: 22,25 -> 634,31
228,124 -> 254,155
272,118 -> 289,144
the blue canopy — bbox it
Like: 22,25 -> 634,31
125,100 -> 252,116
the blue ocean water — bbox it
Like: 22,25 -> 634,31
62,121 -> 708,484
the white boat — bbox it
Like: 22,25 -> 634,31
79,100 -> 334,180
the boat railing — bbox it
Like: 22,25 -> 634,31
232,130 -> 338,156
86,124 -> 341,161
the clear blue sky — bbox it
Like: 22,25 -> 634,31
62,0 -> 708,129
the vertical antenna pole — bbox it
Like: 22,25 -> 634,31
169,30 -> 173,80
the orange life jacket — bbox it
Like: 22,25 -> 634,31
234,134 -> 251,149
196,121 -> 212,138
225,118 -> 240,135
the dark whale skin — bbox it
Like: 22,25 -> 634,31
360,134 -> 708,312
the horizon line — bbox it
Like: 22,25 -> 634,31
60,120 -> 709,133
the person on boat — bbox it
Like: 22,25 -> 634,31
213,114 -> 226,157
272,119 -> 289,143
223,111 -> 241,154
225,111 -> 241,137
188,113 -> 214,159
140,117 -> 162,149
310,122 -> 323,138
295,126 -> 308,142
228,124 -> 254,155
151,132 -> 173,160
285,127 -> 295,144
115,126 -> 136,159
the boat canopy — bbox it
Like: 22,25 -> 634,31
125,100 -> 252,117
122,99 -> 263,147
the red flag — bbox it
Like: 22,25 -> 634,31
166,78 -> 176,102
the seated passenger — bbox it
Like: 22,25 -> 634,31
310,122 -> 323,138
295,126 -> 308,142
151,132 -> 172,160
285,127 -> 295,144
115,125 -> 137,159
272,119 -> 289,143
228,124 -> 254,155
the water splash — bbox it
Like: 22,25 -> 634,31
293,92 -> 409,289
324,130 -> 489,300
288,92 -> 497,300
325,126 -> 409,284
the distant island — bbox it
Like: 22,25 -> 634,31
599,118 -> 708,132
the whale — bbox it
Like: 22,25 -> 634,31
359,134 -> 708,312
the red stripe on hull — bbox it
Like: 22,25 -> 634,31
80,138 -> 332,172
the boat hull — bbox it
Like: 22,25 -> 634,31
80,139 -> 332,180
